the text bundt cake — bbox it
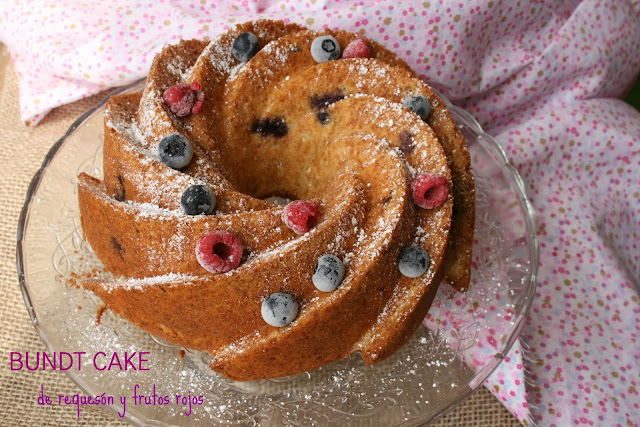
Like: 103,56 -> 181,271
76,19 -> 475,381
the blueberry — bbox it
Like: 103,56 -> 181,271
181,185 -> 216,215
251,117 -> 288,138
232,32 -> 260,62
312,254 -> 345,292
398,246 -> 430,278
311,35 -> 340,63
403,94 -> 431,121
261,292 -> 299,327
316,110 -> 331,125
158,133 -> 193,169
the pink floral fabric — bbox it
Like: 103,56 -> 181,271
2,1 -> 640,425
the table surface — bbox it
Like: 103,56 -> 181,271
0,42 -> 520,426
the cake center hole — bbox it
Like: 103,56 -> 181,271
213,242 -> 231,260
262,191 -> 297,207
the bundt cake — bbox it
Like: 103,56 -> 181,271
76,19 -> 475,381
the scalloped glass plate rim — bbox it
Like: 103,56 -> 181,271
16,79 -> 538,426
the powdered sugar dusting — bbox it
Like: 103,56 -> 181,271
203,32 -> 244,77
166,56 -> 195,81
96,273 -> 200,292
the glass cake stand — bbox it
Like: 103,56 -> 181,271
17,81 -> 538,426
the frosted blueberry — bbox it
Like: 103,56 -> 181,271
232,32 -> 260,62
311,35 -> 341,63
261,293 -> 299,327
313,254 -> 345,292
158,133 -> 193,170
181,185 -> 216,215
403,94 -> 431,121
398,246 -> 430,278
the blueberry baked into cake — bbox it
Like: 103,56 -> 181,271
77,19 -> 475,381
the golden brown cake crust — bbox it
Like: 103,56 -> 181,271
76,19 -> 474,381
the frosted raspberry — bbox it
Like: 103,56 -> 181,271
190,82 -> 204,114
196,230 -> 243,273
411,172 -> 449,209
163,82 -> 203,117
342,38 -> 371,59
281,200 -> 321,234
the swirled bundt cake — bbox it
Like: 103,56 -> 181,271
76,19 -> 475,381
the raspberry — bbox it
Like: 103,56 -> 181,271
342,38 -> 371,59
195,230 -> 243,273
163,82 -> 204,117
190,82 -> 204,114
281,200 -> 321,234
411,172 -> 449,209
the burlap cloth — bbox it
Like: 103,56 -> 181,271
0,43 -> 520,426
